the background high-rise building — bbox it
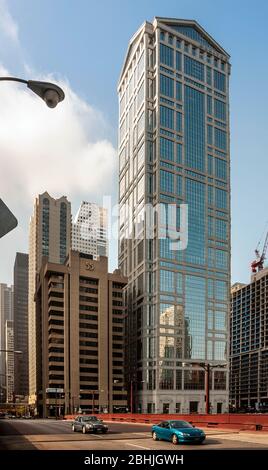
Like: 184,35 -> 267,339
0,283 -> 13,401
5,319 -> 14,403
72,202 -> 108,258
35,251 -> 127,417
13,253 -> 29,398
118,18 -> 230,413
28,192 -> 71,406
230,271 -> 268,412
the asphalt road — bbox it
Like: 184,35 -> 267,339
0,419 -> 268,450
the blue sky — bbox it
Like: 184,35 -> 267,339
0,0 -> 268,285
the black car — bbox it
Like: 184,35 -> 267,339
72,415 -> 108,434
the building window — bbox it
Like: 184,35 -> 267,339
160,74 -> 174,98
176,51 -> 182,71
215,249 -> 228,269
176,370 -> 182,390
184,370 -> 205,390
215,280 -> 227,301
208,155 -> 213,175
137,112 -> 145,140
214,70 -> 226,92
176,81 -> 182,101
215,218 -> 227,239
184,56 -> 204,82
207,125 -> 213,145
60,202 -> 67,264
160,170 -> 174,193
176,112 -> 182,132
215,158 -> 227,180
184,86 -> 205,171
215,128 -> 227,150
176,143 -> 183,163
214,99 -> 226,121
206,66 -> 212,85
177,175 -> 183,195
163,403 -> 170,414
160,137 -> 174,161
147,403 -> 155,413
207,95 -> 212,115
175,402 -> 181,413
214,342 -> 226,361
189,401 -> 199,413
42,198 -> 50,257
160,269 -> 174,292
168,35 -> 173,45
160,105 -> 174,130
160,43 -> 174,68
215,188 -> 227,209
159,369 -> 174,389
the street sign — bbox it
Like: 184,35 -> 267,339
46,388 -> 64,393
0,199 -> 18,239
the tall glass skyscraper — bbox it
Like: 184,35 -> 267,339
118,18 -> 230,414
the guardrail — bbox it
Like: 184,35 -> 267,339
63,413 -> 268,431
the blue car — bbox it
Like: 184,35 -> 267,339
152,420 -> 206,445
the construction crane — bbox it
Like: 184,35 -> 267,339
251,231 -> 268,273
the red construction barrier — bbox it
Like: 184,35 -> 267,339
63,413 -> 268,431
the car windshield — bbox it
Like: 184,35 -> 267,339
170,421 -> 193,429
82,417 -> 99,422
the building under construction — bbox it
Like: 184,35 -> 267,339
230,268 -> 268,412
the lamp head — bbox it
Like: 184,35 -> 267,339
43,89 -> 60,108
27,80 -> 65,108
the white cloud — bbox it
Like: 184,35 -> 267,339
0,0 -> 19,42
0,68 -> 118,282
0,70 -> 117,205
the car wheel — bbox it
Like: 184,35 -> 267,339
82,426 -> 86,434
172,434 -> 179,445
152,431 -> 159,441
102,429 -> 108,434
72,424 -> 75,432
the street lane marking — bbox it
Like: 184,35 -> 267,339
127,442 -> 152,450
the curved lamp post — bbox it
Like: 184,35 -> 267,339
0,77 -> 65,108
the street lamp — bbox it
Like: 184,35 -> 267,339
0,77 -> 65,108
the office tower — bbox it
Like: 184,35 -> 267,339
5,320 -> 14,403
72,202 -> 108,258
118,18 -> 230,413
28,192 -> 71,406
230,272 -> 268,412
0,283 -> 13,400
13,253 -> 29,398
35,251 -> 127,417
